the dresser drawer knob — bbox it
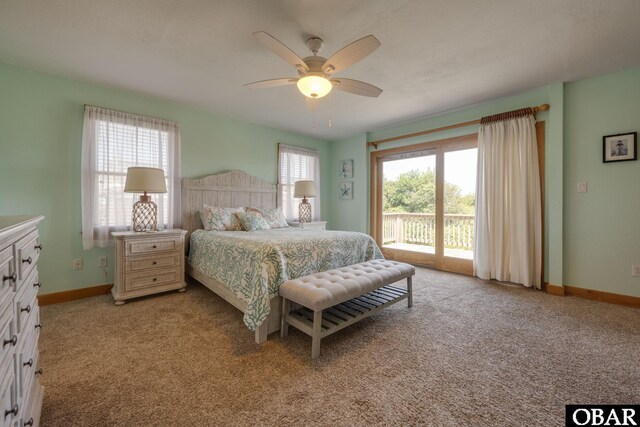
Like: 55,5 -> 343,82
152,261 -> 157,265
21,305 -> 31,314
33,282 -> 41,288
2,273 -> 16,284
24,418 -> 34,426
23,358 -> 33,367
34,244 -> 42,251
3,335 -> 17,348
34,368 -> 43,376
152,278 -> 157,282
35,323 -> 42,330
22,257 -> 32,265
152,245 -> 157,249
4,404 -> 18,418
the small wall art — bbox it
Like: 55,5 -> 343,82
339,181 -> 353,200
339,159 -> 354,178
603,132 -> 637,163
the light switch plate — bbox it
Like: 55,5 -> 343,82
577,182 -> 588,193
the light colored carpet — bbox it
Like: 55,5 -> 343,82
39,267 -> 640,426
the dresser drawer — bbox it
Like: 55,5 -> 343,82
15,271 -> 37,335
125,238 -> 180,256
15,231 -> 40,283
125,268 -> 181,292
0,247 -> 15,309
0,305 -> 15,371
0,369 -> 15,427
125,253 -> 181,273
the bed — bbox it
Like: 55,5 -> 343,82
182,170 -> 383,344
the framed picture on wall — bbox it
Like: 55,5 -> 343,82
339,159 -> 354,178
339,181 -> 353,200
603,132 -> 637,163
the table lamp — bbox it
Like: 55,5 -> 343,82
124,167 -> 167,232
294,180 -> 316,223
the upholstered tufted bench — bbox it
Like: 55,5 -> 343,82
279,259 -> 415,359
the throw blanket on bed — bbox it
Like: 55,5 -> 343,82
188,228 -> 384,331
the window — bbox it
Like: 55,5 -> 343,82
278,144 -> 321,222
81,106 -> 181,249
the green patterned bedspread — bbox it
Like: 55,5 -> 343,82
188,228 -> 384,331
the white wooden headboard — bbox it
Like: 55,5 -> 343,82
181,169 -> 277,243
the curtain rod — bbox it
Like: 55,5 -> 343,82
367,103 -> 550,149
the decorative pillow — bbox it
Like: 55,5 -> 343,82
199,205 -> 244,231
245,207 -> 289,229
235,211 -> 271,232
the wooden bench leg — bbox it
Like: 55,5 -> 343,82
281,298 -> 290,338
311,310 -> 322,359
407,275 -> 413,308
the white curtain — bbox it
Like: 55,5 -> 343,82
474,113 -> 542,288
278,144 -> 321,222
81,106 -> 181,249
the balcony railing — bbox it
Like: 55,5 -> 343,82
383,213 -> 474,251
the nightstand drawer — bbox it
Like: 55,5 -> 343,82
125,238 -> 180,256
125,253 -> 181,273
124,268 -> 181,292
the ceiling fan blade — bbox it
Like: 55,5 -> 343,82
244,78 -> 299,89
331,78 -> 383,97
253,31 -> 309,72
322,35 -> 381,75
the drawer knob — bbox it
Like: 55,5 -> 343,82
23,358 -> 33,367
35,323 -> 42,330
34,244 -> 42,251
4,404 -> 18,418
3,335 -> 17,348
21,305 -> 31,314
33,282 -> 41,288
152,278 -> 157,282
22,256 -> 32,265
152,261 -> 157,265
34,368 -> 43,376
24,418 -> 34,426
2,273 -> 16,284
152,245 -> 157,249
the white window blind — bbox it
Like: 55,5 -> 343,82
81,106 -> 181,249
278,144 -> 321,222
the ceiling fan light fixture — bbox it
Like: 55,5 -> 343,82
297,75 -> 332,99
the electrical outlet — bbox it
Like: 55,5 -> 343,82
633,265 -> 640,277
98,256 -> 107,268
72,258 -> 83,270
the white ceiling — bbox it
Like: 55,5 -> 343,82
1,0 -> 640,140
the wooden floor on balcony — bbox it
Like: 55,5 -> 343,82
384,243 -> 473,260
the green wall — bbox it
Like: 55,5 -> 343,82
0,62 -> 330,294
2,59 -> 639,299
329,133 -> 368,233
563,68 -> 640,297
328,67 -> 640,298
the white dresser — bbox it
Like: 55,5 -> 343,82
0,216 -> 44,427
111,230 -> 187,305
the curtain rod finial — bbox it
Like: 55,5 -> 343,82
538,104 -> 550,112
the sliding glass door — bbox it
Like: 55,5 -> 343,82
371,135 -> 477,275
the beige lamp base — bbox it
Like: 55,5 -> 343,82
132,197 -> 158,232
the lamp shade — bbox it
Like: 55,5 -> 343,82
124,167 -> 167,193
294,180 -> 316,198
297,75 -> 332,99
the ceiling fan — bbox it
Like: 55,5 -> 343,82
245,31 -> 383,99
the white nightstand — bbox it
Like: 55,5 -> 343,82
287,221 -> 327,230
111,229 -> 187,305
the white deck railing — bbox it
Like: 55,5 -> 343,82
383,213 -> 474,251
